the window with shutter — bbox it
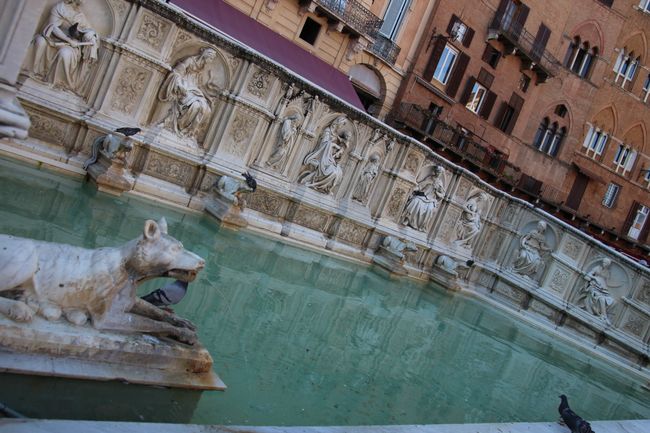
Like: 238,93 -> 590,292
532,23 -> 551,61
446,52 -> 469,98
626,203 -> 649,240
431,45 -> 459,85
465,82 -> 487,114
423,37 -> 447,81
602,183 -> 620,208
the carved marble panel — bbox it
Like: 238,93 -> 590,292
494,281 -> 525,304
247,190 -> 285,217
246,69 -> 272,99
386,183 -> 408,221
173,30 -> 195,50
621,308 -> 648,340
110,64 -> 150,115
28,113 -> 68,145
292,206 -> 329,232
403,151 -> 422,176
543,263 -> 574,296
224,111 -> 258,157
145,153 -> 193,186
633,280 -> 650,307
438,207 -> 461,244
134,11 -> 172,52
337,220 -> 367,246
499,203 -> 518,227
455,178 -> 472,202
199,172 -> 219,192
559,235 -> 584,263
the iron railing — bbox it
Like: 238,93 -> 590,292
307,0 -> 382,37
369,33 -> 401,64
488,14 -> 560,78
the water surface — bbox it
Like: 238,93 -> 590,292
0,157 -> 648,425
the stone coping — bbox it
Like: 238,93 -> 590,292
1,419 -> 649,433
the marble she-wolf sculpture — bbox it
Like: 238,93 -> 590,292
0,218 -> 204,344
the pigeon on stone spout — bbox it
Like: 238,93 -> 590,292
558,395 -> 594,433
141,280 -> 189,308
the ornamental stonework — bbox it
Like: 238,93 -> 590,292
110,66 -> 149,114
247,70 -> 271,98
501,204 -> 517,226
622,310 -> 646,339
439,208 -> 461,243
386,186 -> 407,219
173,30 -> 193,49
248,191 -> 284,217
226,112 -> 257,156
562,236 -> 583,261
403,153 -> 421,175
136,13 -> 170,50
28,114 -> 67,144
548,268 -> 570,293
293,207 -> 329,232
337,220 -> 367,245
145,153 -> 193,186
634,281 -> 650,306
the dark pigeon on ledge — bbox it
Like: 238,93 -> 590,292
558,394 -> 595,433
115,127 -> 141,137
242,171 -> 257,191
141,280 -> 189,308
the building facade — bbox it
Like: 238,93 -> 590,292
389,0 -> 650,253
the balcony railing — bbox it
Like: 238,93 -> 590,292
302,0 -> 382,38
369,33 -> 401,65
488,15 -> 560,82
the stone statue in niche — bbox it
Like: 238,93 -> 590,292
454,192 -> 488,248
0,218 -> 203,344
512,220 -> 552,279
31,0 -> 100,95
267,113 -> 301,169
352,153 -> 381,202
297,115 -> 349,194
157,47 -> 220,139
576,258 -> 621,324
401,164 -> 446,232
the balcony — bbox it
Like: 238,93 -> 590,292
369,33 -> 401,65
487,15 -> 560,83
299,0 -> 382,39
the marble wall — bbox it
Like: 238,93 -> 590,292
3,0 -> 649,373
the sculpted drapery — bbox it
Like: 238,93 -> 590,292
401,165 -> 446,232
31,0 -> 99,94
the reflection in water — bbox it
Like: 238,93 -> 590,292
0,157 -> 649,426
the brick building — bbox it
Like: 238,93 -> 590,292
389,0 -> 650,253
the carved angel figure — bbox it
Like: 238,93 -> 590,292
401,164 -> 446,232
267,114 -> 300,169
454,192 -> 487,247
577,258 -> 619,324
352,154 -> 380,202
158,47 -> 218,139
31,0 -> 99,94
297,116 -> 348,194
512,220 -> 551,278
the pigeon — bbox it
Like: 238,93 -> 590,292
242,171 -> 257,191
558,395 -> 594,433
68,23 -> 83,41
115,127 -> 141,137
141,280 -> 189,308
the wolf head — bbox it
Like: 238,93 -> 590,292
128,218 -> 205,283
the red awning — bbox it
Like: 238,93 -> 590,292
171,0 -> 365,110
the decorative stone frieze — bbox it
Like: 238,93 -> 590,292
145,153 -> 193,186
247,190 -> 285,217
621,308 -> 647,340
293,206 -> 329,232
110,65 -> 150,114
136,12 -> 171,51
337,220 -> 367,246
28,113 -> 68,144
247,69 -> 272,99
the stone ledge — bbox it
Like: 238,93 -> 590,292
1,419 -> 649,433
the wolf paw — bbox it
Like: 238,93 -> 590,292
39,303 -> 62,321
170,315 -> 197,332
64,309 -> 88,326
8,302 -> 34,322
174,328 -> 197,345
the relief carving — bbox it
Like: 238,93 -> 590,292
576,258 -> 623,325
512,221 -> 553,280
562,237 -> 583,261
107,0 -> 127,17
352,153 -> 381,203
247,70 -> 271,98
386,186 -> 407,219
267,113 -> 301,169
453,192 -> 488,248
29,114 -> 67,144
157,48 -> 221,140
30,0 -> 100,96
111,66 -> 149,114
247,191 -> 284,217
226,112 -> 257,156
146,153 -> 193,185
401,164 -> 446,232
173,30 -> 194,49
297,116 -> 350,194
403,152 -> 421,175
622,311 -> 646,338
293,207 -> 329,232
337,220 -> 366,245
549,268 -> 570,293
136,13 -> 169,50
635,282 -> 650,305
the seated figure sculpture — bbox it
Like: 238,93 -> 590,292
576,258 -> 618,324
0,218 -> 203,344
512,220 -> 552,279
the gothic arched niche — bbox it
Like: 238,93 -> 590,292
348,64 -> 385,116
622,124 -> 646,152
591,105 -> 617,134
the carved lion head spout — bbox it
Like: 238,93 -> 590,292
128,218 -> 205,284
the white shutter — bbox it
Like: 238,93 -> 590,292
379,0 -> 410,40
613,49 -> 623,72
624,150 -> 638,172
583,125 -> 594,148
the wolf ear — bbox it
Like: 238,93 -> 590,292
143,219 -> 161,241
158,217 -> 168,234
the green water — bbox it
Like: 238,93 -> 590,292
0,157 -> 648,426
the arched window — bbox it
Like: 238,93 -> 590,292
533,111 -> 567,157
533,117 -> 549,148
613,48 -> 640,89
565,37 -> 597,78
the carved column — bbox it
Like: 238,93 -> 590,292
0,0 -> 45,139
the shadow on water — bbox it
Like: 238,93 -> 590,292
0,157 -> 649,425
